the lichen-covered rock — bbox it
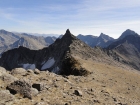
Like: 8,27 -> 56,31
34,69 -> 40,74
27,69 -> 34,73
6,80 -> 32,99
0,90 -> 15,105
31,88 -> 39,96
0,71 -> 18,85
11,68 -> 27,76
0,67 -> 6,74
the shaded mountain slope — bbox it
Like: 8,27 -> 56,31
108,34 -> 140,70
9,37 -> 46,50
96,33 -> 115,48
118,29 -> 137,40
0,29 -> 57,54
77,34 -> 98,47
0,29 -> 20,45
0,29 -> 20,53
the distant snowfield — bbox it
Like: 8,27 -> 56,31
41,57 -> 55,70
52,66 -> 59,74
22,63 -> 36,70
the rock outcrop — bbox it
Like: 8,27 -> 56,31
6,80 -> 32,99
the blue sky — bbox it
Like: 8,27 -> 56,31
0,0 -> 140,38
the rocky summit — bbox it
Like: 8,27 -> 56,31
0,29 -> 140,105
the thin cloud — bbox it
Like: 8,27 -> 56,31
0,0 -> 140,38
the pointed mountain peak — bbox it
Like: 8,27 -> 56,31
99,33 -> 114,40
124,29 -> 136,34
99,33 -> 106,37
0,29 -> 7,34
0,29 -> 6,31
66,29 -> 71,34
62,29 -> 77,40
125,29 -> 133,32
64,29 -> 73,37
99,33 -> 111,37
63,29 -> 72,36
119,29 -> 137,39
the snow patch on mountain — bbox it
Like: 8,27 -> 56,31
52,66 -> 60,74
22,64 -> 36,70
41,57 -> 55,70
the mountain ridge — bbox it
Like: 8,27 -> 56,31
0,29 -> 128,76
77,33 -> 115,48
0,29 -> 57,54
108,33 -> 140,70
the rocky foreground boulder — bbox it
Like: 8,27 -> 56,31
0,90 -> 15,105
6,80 -> 33,99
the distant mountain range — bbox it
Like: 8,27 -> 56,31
0,28 -> 140,72
0,29 -> 57,54
77,33 -> 115,48
108,32 -> 140,70
0,29 -> 137,54
0,28 -> 140,74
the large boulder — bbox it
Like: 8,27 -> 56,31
0,68 -> 18,86
32,83 -> 45,91
10,68 -> 27,76
0,90 -> 15,105
6,80 -> 33,99
0,67 -> 6,74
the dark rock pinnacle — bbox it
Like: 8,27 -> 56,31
66,29 -> 71,34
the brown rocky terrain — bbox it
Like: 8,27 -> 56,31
0,59 -> 140,105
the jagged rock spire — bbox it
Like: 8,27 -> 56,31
62,29 -> 77,41
64,29 -> 72,35
66,29 -> 71,34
